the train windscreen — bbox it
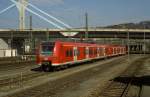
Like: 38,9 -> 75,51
41,42 -> 55,55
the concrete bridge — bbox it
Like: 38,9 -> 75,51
0,28 -> 149,54
0,28 -> 150,39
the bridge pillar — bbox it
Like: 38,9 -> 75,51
16,0 -> 28,30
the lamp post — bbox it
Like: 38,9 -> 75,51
123,25 -> 130,62
30,15 -> 32,30
9,30 -> 13,49
29,15 -> 33,53
127,28 -> 130,62
46,28 -> 49,41
143,23 -> 146,55
85,12 -> 88,41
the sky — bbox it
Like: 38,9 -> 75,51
0,0 -> 150,29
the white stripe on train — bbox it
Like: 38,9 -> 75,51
51,53 -> 125,66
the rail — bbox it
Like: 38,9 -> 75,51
0,55 -> 35,61
99,57 -> 148,97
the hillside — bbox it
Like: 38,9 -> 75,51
102,21 -> 150,29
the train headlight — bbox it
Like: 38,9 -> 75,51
44,57 -> 48,61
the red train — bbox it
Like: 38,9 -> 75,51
36,41 -> 126,71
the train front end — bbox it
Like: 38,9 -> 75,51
36,41 -> 58,71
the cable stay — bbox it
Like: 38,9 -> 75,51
28,3 -> 72,28
0,4 -> 15,15
9,0 -> 79,36
13,0 -> 72,28
17,0 -> 72,28
10,0 -> 64,29
26,8 -> 64,29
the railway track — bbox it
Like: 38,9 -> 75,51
3,56 -> 130,97
0,55 -> 35,64
0,59 -> 46,92
0,72 -> 45,86
0,61 -> 35,71
0,58 -> 35,73
0,55 -> 145,97
98,57 -> 148,97
0,60 -> 38,80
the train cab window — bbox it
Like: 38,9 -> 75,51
41,42 -> 55,55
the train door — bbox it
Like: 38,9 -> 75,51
113,47 -> 115,55
97,47 -> 99,57
114,48 -> 116,55
86,47 -> 89,59
121,47 -> 124,54
103,48 -> 106,56
73,47 -> 78,61
124,47 -> 126,54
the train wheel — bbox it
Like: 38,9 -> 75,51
42,65 -> 51,72
41,65 -> 46,71
44,65 -> 52,72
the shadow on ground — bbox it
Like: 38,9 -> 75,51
31,66 -> 43,72
113,75 -> 150,86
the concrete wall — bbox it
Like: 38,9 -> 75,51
0,38 -> 17,57
0,38 -> 8,49
0,49 -> 17,57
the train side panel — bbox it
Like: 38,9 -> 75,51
77,46 -> 86,61
36,41 -> 127,71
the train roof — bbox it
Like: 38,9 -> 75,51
41,41 -> 125,47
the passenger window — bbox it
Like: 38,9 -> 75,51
70,49 -> 73,56
95,49 -> 97,55
85,48 -> 89,55
66,49 -> 73,57
89,49 -> 92,55
77,50 -> 80,56
66,50 -> 69,57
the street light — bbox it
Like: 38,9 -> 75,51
123,25 -> 130,61
127,28 -> 130,62
85,12 -> 88,41
143,23 -> 146,55
10,30 -> 14,49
